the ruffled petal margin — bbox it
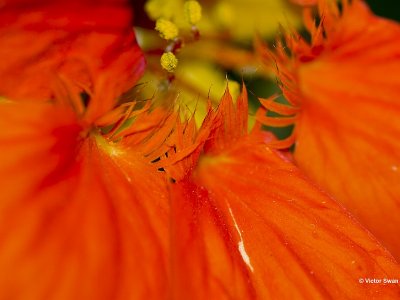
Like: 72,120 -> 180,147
0,87 -> 399,299
258,0 -> 400,259
169,88 -> 400,299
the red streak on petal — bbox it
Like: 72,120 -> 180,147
0,102 -> 171,299
0,1 -> 145,101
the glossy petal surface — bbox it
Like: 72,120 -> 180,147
0,103 -> 169,299
168,88 -> 400,299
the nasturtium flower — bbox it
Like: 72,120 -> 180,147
168,88 -> 400,298
1,0 -> 400,299
257,0 -> 400,258
1,81 -> 400,298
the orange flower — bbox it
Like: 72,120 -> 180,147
169,88 -> 400,298
257,0 -> 400,259
0,0 -> 144,101
1,0 -> 400,299
1,83 -> 400,299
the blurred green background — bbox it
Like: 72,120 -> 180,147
366,0 -> 400,21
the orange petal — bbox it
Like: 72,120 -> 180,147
170,136 -> 400,299
0,0 -> 144,101
264,1 -> 400,259
168,87 -> 400,299
0,102 -> 169,299
296,1 -> 400,258
1,82 -> 399,299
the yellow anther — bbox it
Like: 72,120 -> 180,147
145,0 -> 163,20
155,18 -> 179,40
160,52 -> 178,72
184,1 -> 202,25
145,0 -> 179,20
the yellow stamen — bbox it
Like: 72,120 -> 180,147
145,0 -> 163,20
155,18 -> 179,40
145,0 -> 179,20
184,1 -> 202,25
161,52 -> 178,72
